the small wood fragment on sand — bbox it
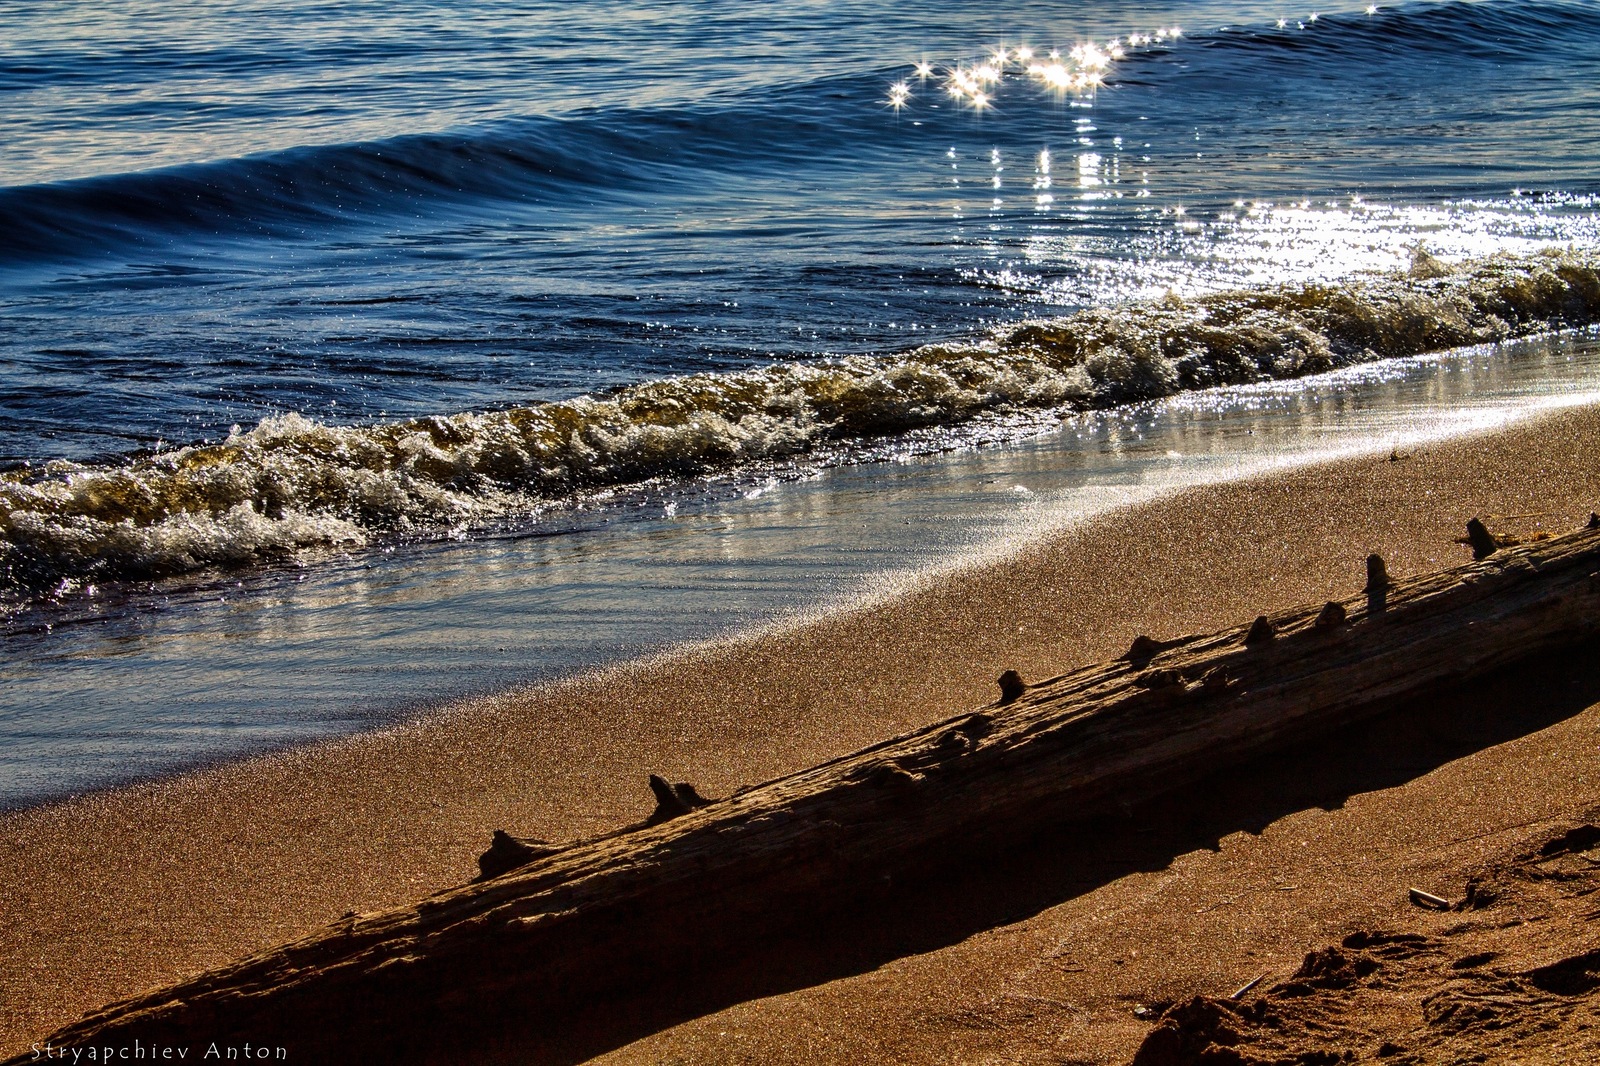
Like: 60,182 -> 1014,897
1229,973 -> 1268,1000
1408,887 -> 1452,910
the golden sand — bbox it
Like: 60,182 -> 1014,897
3,402 -> 1600,1061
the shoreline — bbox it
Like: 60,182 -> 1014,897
8,327 -> 1600,811
5,401 -> 1600,1058
6,249 -> 1597,599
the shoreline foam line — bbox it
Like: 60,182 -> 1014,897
3,247 -> 1597,595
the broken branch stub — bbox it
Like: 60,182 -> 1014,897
1466,517 -> 1499,561
1365,554 -> 1391,615
1123,634 -> 1161,665
646,774 -> 712,826
1244,616 -> 1276,645
476,831 -> 563,882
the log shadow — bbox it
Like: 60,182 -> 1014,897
472,640 -> 1600,1065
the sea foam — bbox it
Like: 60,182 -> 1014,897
4,248 -> 1597,595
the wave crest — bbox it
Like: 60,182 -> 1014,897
4,247 -> 1598,594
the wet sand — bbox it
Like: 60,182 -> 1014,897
4,402 -> 1600,1061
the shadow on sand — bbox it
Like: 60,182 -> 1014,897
471,641 -> 1600,1065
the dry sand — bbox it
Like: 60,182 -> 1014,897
592,645 -> 1600,1065
4,402 -> 1600,1062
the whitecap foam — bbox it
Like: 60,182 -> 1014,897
3,247 -> 1597,595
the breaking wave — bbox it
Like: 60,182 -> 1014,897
4,247 -> 1598,595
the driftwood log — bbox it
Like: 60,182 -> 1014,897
14,523 -> 1600,1064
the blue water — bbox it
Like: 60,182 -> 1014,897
2,0 -> 1600,805
4,0 -> 1598,465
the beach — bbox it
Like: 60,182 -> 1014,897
7,0 -> 1600,1060
5,399 -> 1600,1062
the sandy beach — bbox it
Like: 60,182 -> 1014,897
6,400 -> 1600,1063
8,1 -> 1600,1061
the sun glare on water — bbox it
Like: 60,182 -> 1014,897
888,26 -> 1182,110
888,9 -> 1395,111
878,8 -> 1597,311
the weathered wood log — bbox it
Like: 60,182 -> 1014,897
15,525 -> 1600,1065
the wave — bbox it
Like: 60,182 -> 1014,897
1198,0 -> 1600,63
7,0 -> 1597,264
0,72 -> 894,263
3,247 -> 1598,596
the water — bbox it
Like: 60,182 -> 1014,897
2,0 -> 1599,806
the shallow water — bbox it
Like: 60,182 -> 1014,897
4,329 -> 1598,809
